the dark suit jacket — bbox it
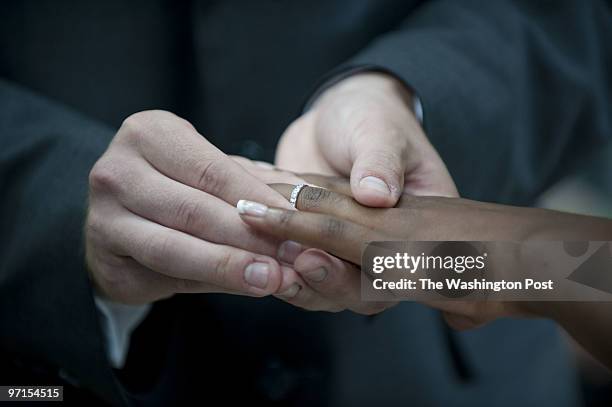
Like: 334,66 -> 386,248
1,0 -> 611,405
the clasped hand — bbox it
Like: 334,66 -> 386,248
236,179 -> 527,328
85,73 -> 458,317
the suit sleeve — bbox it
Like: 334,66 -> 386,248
0,80 -> 127,405
321,0 -> 612,204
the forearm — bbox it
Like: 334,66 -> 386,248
402,196 -> 612,241
513,207 -> 612,241
424,202 -> 612,366
490,207 -> 612,369
526,213 -> 612,369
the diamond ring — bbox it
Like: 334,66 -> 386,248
289,184 -> 307,209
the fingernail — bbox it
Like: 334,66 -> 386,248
303,267 -> 327,282
359,176 -> 391,197
237,200 -> 268,217
244,262 -> 270,288
278,240 -> 303,264
278,283 -> 301,299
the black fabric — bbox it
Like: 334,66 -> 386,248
1,1 -> 609,405
0,80 -> 125,405
339,0 -> 612,204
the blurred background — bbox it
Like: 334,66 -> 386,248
537,145 -> 612,407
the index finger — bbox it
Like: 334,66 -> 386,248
117,110 -> 291,209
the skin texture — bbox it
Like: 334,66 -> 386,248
87,71 -> 456,305
236,182 -> 612,369
275,72 -> 458,205
86,110 -> 300,304
270,70 -> 460,312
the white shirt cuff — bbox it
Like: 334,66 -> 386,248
94,296 -> 151,369
413,95 -> 424,124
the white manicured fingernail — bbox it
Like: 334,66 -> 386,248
237,200 -> 268,217
359,176 -> 391,197
244,262 -> 270,288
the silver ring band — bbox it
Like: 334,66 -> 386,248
289,184 -> 306,209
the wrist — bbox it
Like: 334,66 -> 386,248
316,72 -> 414,107
312,71 -> 426,149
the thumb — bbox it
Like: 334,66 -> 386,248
349,143 -> 407,207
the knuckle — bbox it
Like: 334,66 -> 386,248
141,232 -> 173,271
194,158 -> 226,196
211,250 -> 235,287
120,110 -> 174,143
173,198 -> 201,231
321,216 -> 345,239
120,111 -> 149,141
277,210 -> 295,229
89,158 -> 120,193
